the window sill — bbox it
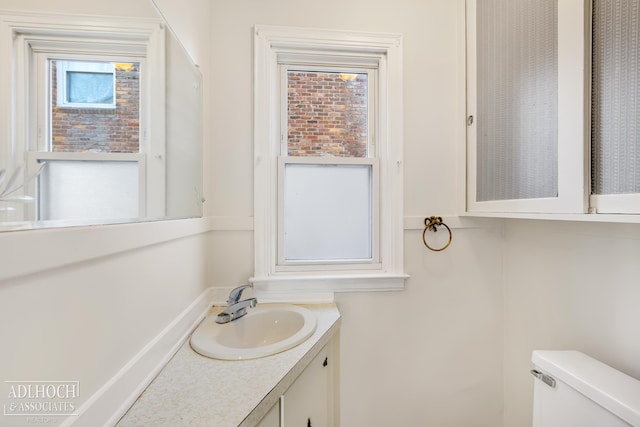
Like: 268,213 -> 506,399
462,211 -> 640,224
250,273 -> 409,302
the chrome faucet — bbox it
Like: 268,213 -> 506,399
215,284 -> 257,324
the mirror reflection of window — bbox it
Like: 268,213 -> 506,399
32,56 -> 145,221
0,11 -> 203,230
67,71 -> 113,104
38,160 -> 139,221
50,60 -> 140,153
57,61 -> 116,107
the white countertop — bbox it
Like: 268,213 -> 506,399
117,303 -> 341,427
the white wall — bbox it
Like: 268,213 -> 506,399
0,0 -> 157,18
0,227 -> 209,420
0,1 -> 213,426
9,3 -> 635,427
336,225 -> 503,426
502,219 -> 640,426
207,1 -> 505,426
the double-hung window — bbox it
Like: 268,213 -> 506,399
279,67 -> 378,270
253,26 -> 406,293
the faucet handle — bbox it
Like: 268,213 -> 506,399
227,284 -> 253,305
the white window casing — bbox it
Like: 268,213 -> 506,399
253,25 -> 407,294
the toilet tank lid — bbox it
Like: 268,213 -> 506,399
532,350 -> 640,426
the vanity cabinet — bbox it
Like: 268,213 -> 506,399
256,339 -> 337,427
116,305 -> 341,427
256,400 -> 280,427
283,341 -> 333,427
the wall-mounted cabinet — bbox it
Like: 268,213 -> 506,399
465,0 -> 640,218
465,0 -> 588,215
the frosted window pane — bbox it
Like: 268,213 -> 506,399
39,161 -> 138,221
592,0 -> 640,195
283,163 -> 372,261
476,0 -> 558,201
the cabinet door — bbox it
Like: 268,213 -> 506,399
256,398 -> 280,427
466,0 -> 587,214
283,343 -> 332,427
590,0 -> 640,214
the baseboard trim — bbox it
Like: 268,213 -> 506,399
64,287 -> 215,427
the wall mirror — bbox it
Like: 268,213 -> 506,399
0,0 -> 203,232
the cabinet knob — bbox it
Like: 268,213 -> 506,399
307,417 -> 312,427
322,357 -> 328,367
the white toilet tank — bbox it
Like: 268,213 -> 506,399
531,351 -> 640,427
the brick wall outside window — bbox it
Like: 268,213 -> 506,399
287,71 -> 368,157
50,61 -> 140,153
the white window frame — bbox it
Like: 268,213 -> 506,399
0,11 -> 167,221
465,0 -> 590,215
253,25 -> 407,293
56,60 -> 116,109
278,64 -> 378,271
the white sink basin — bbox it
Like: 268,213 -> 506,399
190,304 -> 317,360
